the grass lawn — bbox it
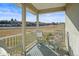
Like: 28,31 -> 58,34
0,24 -> 65,55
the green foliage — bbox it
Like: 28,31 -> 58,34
45,32 -> 52,41
48,33 -> 52,36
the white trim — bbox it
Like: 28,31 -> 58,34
0,34 -> 22,40
26,40 -> 37,52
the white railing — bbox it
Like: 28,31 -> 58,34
0,32 -> 37,56
0,33 -> 23,56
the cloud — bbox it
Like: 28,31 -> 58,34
39,11 -> 65,23
0,4 -> 65,23
0,4 -> 22,21
26,11 -> 36,22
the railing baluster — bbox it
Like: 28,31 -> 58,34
5,38 -> 7,46
19,35 -> 22,55
0,34 -> 22,56
8,38 -> 11,55
19,36 -> 21,55
7,38 -> 9,47
11,37 -> 13,55
15,36 -> 17,55
12,37 -> 13,47
19,35 -> 21,55
3,39 -> 5,46
9,38 -> 10,47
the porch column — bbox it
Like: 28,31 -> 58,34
22,4 -> 26,53
36,13 -> 39,29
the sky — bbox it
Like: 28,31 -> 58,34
0,3 -> 65,23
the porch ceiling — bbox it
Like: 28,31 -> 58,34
17,3 -> 66,14
32,3 -> 66,10
32,3 -> 66,14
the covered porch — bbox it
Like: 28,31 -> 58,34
21,3 -> 66,56
0,3 -> 68,56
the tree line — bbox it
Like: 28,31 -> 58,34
0,18 -> 65,27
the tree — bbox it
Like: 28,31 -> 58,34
11,18 -> 13,21
15,19 -> 17,22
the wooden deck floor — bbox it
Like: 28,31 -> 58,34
26,43 -> 57,56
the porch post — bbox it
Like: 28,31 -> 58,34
36,13 -> 39,29
22,3 -> 26,54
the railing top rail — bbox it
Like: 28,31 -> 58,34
0,33 -> 22,40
